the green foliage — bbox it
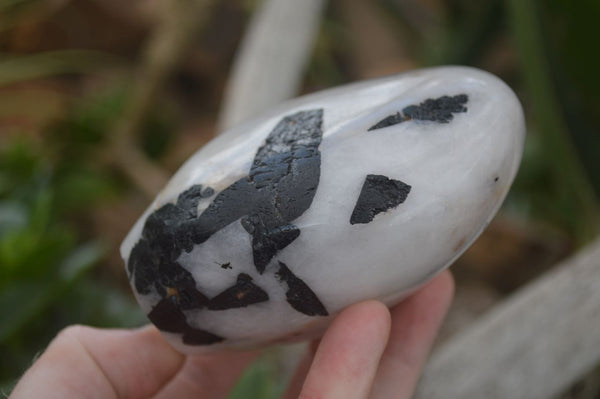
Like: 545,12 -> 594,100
139,110 -> 176,160
506,0 -> 599,242
0,92 -> 145,387
49,86 -> 127,157
229,356 -> 285,399
540,0 -> 600,194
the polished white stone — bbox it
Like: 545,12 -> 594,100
121,66 -> 525,353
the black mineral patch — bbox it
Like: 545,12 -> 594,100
194,109 -> 323,274
182,328 -> 224,345
250,110 -> 323,188
147,297 -> 189,333
147,298 -> 224,345
208,273 -> 269,310
128,108 -> 326,343
129,238 -> 204,304
403,94 -> 468,123
148,298 -> 224,345
368,113 -> 408,131
176,184 -> 215,214
368,94 -> 468,131
143,203 -> 197,257
169,280 -> 210,311
276,262 -> 328,316
128,239 -> 159,295
242,217 -> 301,273
350,174 -> 411,224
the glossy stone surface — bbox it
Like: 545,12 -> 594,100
121,66 -> 525,353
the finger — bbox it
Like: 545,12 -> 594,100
369,270 -> 455,399
281,341 -> 319,399
154,349 -> 258,398
299,300 -> 391,399
10,325 -> 184,399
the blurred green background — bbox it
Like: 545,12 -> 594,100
0,0 -> 598,397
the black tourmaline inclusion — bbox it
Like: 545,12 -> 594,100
208,273 -> 269,310
368,94 -> 468,131
147,298 -> 224,345
127,109 -> 326,344
276,262 -> 328,316
350,174 -> 412,225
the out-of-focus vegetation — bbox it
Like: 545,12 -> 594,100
0,87 -> 149,391
0,0 -> 598,397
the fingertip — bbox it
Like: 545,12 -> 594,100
433,269 -> 455,300
59,325 -> 184,398
325,300 -> 392,362
422,269 -> 455,313
336,300 -> 392,338
368,270 -> 455,399
299,300 -> 391,399
387,269 -> 455,344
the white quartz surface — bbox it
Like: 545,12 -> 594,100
121,66 -> 525,352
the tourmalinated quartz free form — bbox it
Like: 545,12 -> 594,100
121,66 -> 525,353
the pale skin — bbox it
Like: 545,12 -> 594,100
10,270 -> 453,399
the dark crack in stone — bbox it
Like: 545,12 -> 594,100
350,174 -> 411,225
276,262 -> 328,316
368,94 -> 468,131
208,273 -> 269,310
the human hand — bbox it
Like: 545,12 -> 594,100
10,270 -> 453,399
